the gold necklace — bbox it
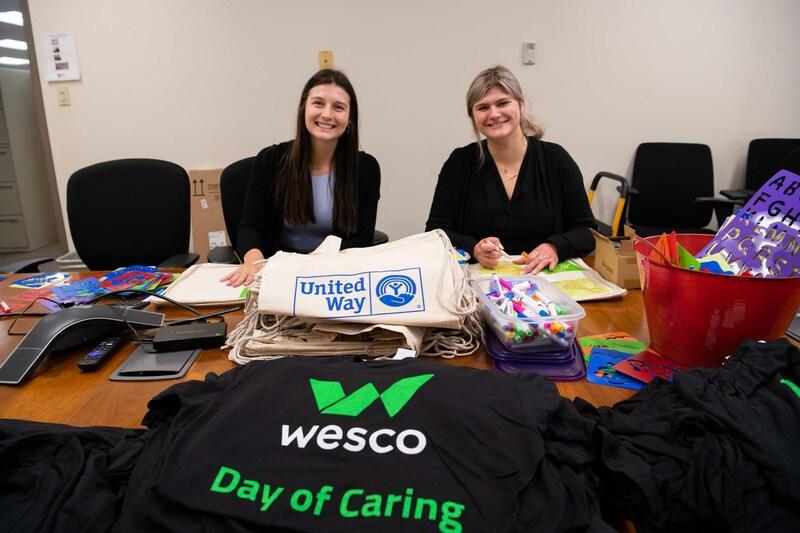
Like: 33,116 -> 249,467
501,171 -> 518,181
499,165 -> 518,181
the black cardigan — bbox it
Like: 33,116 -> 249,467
237,141 -> 381,258
425,137 -> 595,260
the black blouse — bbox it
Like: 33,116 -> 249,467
237,141 -> 381,259
425,137 -> 595,260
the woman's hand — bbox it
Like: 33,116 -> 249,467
472,237 -> 505,269
514,243 -> 558,275
220,262 -> 263,287
221,249 -> 265,287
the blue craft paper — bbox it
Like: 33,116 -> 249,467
587,347 -> 645,390
51,278 -> 107,299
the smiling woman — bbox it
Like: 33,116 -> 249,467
425,65 -> 595,275
222,69 -> 382,288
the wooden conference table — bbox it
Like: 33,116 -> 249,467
0,272 -> 647,428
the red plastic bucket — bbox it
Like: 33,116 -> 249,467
634,234 -> 800,367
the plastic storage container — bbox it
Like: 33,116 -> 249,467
634,233 -> 800,367
472,276 -> 586,352
484,333 -> 586,380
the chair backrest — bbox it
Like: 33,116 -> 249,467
67,159 -> 191,270
745,138 -> 800,190
220,156 -> 255,253
782,147 -> 800,175
627,142 -> 714,229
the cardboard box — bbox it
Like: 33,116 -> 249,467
591,226 -> 640,289
189,169 -> 228,263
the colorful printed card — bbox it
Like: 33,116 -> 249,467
586,347 -> 645,390
50,278 -> 105,300
10,272 -> 71,289
613,348 -> 688,383
100,270 -> 160,291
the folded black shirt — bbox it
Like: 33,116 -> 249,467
115,356 -> 611,532
577,339 -> 800,532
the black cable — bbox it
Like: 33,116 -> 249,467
166,305 -> 243,326
84,289 -> 201,315
4,297 -> 67,335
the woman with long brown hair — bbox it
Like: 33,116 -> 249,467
224,69 -> 380,287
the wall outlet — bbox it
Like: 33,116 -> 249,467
56,86 -> 71,106
318,50 -> 333,69
523,42 -> 536,65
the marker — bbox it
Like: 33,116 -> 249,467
496,276 -> 513,291
511,288 -> 552,317
483,239 -> 513,260
512,280 -> 535,292
0,300 -> 10,313
534,322 -> 570,347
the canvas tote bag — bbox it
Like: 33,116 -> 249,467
225,230 -> 482,362
257,230 -> 472,329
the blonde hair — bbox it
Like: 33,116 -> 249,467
466,66 -> 544,160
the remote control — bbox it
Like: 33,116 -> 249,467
77,337 -> 125,371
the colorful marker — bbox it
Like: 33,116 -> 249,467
483,239 -> 513,260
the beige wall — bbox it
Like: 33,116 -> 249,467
28,0 -> 800,245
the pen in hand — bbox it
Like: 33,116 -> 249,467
482,239 -> 512,260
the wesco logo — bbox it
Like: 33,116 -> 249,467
281,374 -> 433,455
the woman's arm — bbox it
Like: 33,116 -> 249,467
544,145 -> 596,259
236,145 -> 283,258
341,153 -> 381,249
222,145 -> 283,287
425,147 -> 481,254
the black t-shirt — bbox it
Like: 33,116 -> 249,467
115,357 -> 611,532
0,419 -> 143,533
577,339 -> 800,532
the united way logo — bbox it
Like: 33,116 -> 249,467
375,275 -> 416,307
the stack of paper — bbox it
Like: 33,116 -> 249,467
152,263 -> 250,306
468,258 -> 626,302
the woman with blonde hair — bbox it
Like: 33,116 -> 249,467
425,65 -> 594,274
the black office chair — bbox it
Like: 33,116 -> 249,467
207,157 -> 255,264
782,147 -> 800,175
208,156 -> 389,264
66,159 -> 198,270
0,257 -> 54,274
721,138 -> 800,202
625,143 -> 737,237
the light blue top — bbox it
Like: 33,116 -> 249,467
281,172 -> 335,253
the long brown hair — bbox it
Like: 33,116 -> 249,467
276,69 -> 359,235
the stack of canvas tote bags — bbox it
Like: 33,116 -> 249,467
226,230 -> 482,361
